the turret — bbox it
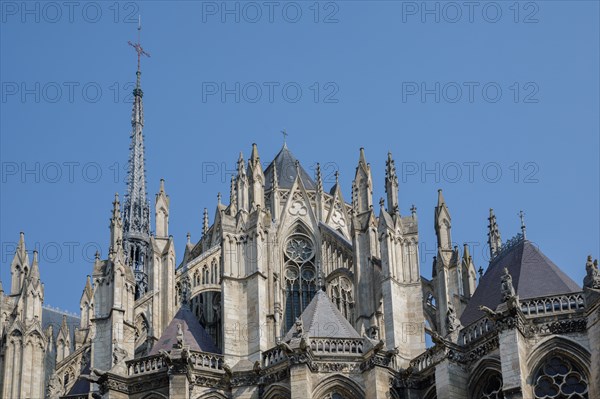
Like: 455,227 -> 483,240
315,163 -> 324,220
56,315 -> 71,363
109,193 -> 123,258
352,148 -> 373,214
236,152 -> 249,212
434,189 -> 452,250
488,208 -> 502,259
155,178 -> 170,237
269,162 -> 280,219
461,243 -> 477,298
10,232 -> 30,295
385,152 -> 399,215
203,208 -> 209,236
247,143 -> 265,210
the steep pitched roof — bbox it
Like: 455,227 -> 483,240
42,307 -> 80,344
150,305 -> 220,355
264,144 -> 315,190
461,239 -> 581,326
283,290 -> 360,341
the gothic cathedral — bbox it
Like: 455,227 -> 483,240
1,52 -> 599,399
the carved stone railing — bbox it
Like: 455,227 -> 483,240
409,346 -> 441,373
310,338 -> 364,355
189,351 -> 224,371
460,317 -> 496,345
520,293 -> 585,316
262,346 -> 288,368
127,354 -> 167,376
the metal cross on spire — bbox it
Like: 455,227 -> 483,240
281,129 -> 288,145
128,15 -> 150,74
518,210 -> 527,239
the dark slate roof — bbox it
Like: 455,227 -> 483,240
42,307 -> 80,343
149,305 -> 220,355
461,239 -> 581,326
264,144 -> 316,190
283,290 -> 360,341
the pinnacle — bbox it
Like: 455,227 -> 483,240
437,189 -> 446,206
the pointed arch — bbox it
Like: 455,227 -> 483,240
282,222 -> 318,332
527,335 -> 591,374
527,336 -> 591,398
312,374 -> 365,399
140,393 -> 169,399
263,383 -> 291,399
422,384 -> 437,399
468,355 -> 503,399
195,391 -> 229,399
283,218 -> 314,239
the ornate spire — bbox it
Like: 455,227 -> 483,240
352,148 -> 373,214
203,208 -> 209,235
123,21 -> 151,238
272,161 -> 279,189
488,208 -> 502,259
315,163 -> 323,194
123,21 -> 151,300
434,189 -> 452,250
229,176 -> 237,215
385,152 -> 399,214
30,250 -> 40,281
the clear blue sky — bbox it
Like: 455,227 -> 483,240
1,1 -> 598,313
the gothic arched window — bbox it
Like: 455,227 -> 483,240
284,233 -> 317,332
473,371 -> 504,399
327,275 -> 354,322
533,355 -> 588,398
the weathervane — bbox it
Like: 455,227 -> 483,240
128,15 -> 150,73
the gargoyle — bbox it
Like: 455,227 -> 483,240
277,341 -> 294,354
479,305 -> 501,320
80,367 -> 106,384
430,330 -> 445,345
253,360 -> 262,374
222,362 -> 233,376
158,349 -> 173,363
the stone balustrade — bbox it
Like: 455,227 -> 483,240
460,317 -> 496,345
127,354 -> 167,375
310,338 -> 364,355
189,351 -> 224,371
520,292 -> 585,316
262,346 -> 288,368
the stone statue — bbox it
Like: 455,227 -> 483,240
446,302 -> 461,333
176,323 -> 185,348
47,373 -> 62,398
500,267 -> 516,301
112,340 -> 128,366
584,255 -> 600,289
293,317 -> 304,337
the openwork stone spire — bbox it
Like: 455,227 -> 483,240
123,22 -> 151,300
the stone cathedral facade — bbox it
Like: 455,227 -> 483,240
1,59 -> 599,399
